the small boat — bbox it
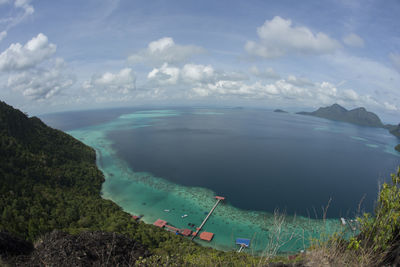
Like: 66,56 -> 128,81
181,214 -> 188,218
340,217 -> 346,225
164,209 -> 170,212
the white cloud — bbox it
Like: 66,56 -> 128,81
147,63 -> 180,85
193,80 -> 260,98
83,68 -> 136,94
389,52 -> 400,71
250,66 -> 280,80
188,72 -> 390,112
191,79 -> 295,99
0,34 -> 73,101
181,63 -> 214,83
342,89 -> 359,101
128,37 -> 205,66
146,63 -> 247,89
343,33 -> 364,47
0,33 -> 56,71
0,31 -> 6,42
7,58 -> 75,100
14,0 -> 34,15
245,16 -> 340,58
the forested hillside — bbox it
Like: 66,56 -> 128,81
0,101 -> 260,266
2,101 -> 400,266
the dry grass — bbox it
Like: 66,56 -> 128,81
304,239 -> 385,266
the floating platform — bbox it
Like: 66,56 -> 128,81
199,232 -> 214,241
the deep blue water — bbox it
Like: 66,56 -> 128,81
42,107 -> 400,218
107,109 -> 399,218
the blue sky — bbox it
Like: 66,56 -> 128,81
0,0 -> 399,122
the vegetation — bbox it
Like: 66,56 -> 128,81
1,100 -> 400,266
0,101 -> 261,265
357,168 -> 400,255
396,144 -> 400,152
306,167 -> 400,266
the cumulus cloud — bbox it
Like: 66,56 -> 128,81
250,66 -> 280,80
342,89 -> 359,101
147,63 -> 180,85
139,58 -> 395,113
7,58 -> 75,100
188,72 -> 388,111
192,79 -> 304,99
0,33 -> 56,71
245,16 -> 340,58
181,63 -> 214,83
146,63 -> 247,89
0,34 -> 74,101
83,68 -> 136,94
343,33 -> 364,47
128,37 -> 205,66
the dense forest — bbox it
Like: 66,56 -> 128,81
1,100 -> 400,266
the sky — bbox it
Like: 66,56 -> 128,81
0,0 -> 399,122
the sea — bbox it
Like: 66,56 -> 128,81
41,107 -> 400,255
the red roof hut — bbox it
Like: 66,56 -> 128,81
199,232 -> 214,242
153,219 -> 167,228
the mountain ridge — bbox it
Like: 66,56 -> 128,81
296,103 -> 384,128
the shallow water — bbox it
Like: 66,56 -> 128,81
42,107 -> 399,254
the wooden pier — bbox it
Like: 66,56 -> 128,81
191,196 -> 225,240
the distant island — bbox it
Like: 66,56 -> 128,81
274,109 -> 288,113
297,103 -> 383,127
297,103 -> 400,151
388,124 -> 400,138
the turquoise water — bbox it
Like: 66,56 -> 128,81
65,109 -> 371,255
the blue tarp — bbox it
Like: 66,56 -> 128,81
235,238 -> 250,247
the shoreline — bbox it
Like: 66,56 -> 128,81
67,110 -> 350,255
